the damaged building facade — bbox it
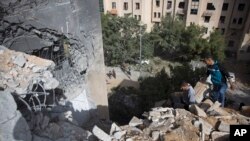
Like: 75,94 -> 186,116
0,0 -> 109,140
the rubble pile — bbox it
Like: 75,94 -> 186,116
92,101 -> 250,141
0,45 -> 59,95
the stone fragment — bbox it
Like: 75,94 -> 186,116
0,91 -> 32,141
149,111 -> 161,118
190,104 -> 207,117
194,82 -> 209,103
218,121 -> 230,133
207,101 -> 221,112
129,116 -> 143,127
110,123 -> 122,135
211,131 -> 229,141
92,125 -> 112,141
13,53 -> 26,67
199,99 -> 213,111
151,131 -> 160,141
113,130 -> 127,140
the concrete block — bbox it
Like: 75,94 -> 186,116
190,104 -> 207,117
110,123 -> 122,135
129,116 -> 143,127
113,130 -> 126,140
199,99 -> 213,111
92,126 -> 112,141
194,82 -> 209,103
211,131 -> 229,141
218,121 -> 230,133
151,131 -> 160,141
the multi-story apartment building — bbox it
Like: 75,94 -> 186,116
103,0 -> 250,61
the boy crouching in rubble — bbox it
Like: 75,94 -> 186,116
181,81 -> 196,109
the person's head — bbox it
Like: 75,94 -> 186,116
181,81 -> 190,91
202,54 -> 214,65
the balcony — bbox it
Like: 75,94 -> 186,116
202,11 -> 214,16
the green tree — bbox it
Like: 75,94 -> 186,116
101,14 -> 154,66
150,16 -> 185,57
150,16 -> 226,61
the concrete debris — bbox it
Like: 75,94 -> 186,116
194,82 -> 209,103
129,116 -> 143,127
207,101 -> 221,112
113,130 -> 127,140
0,47 -> 58,95
151,131 -> 160,141
190,104 -> 207,117
110,123 -> 122,135
199,99 -> 213,111
0,91 -> 32,141
12,53 -> 27,67
92,125 -> 113,141
211,131 -> 229,141
217,121 -> 230,133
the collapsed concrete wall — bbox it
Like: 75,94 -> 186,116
0,0 -> 108,124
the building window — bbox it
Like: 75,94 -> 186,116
156,0 -> 160,7
166,12 -> 171,16
207,3 -> 215,10
191,9 -> 198,14
192,0 -> 199,1
238,3 -> 245,11
190,1 -> 199,15
220,16 -> 225,24
167,1 -> 172,9
138,15 -> 141,21
204,16 -> 210,23
112,2 -> 116,9
136,3 -> 140,9
222,3 -> 228,11
238,18 -> 243,24
179,2 -> 185,9
154,12 -> 157,18
232,18 -> 237,24
158,12 -> 161,18
228,40 -> 234,47
134,15 -> 137,19
124,2 -> 128,10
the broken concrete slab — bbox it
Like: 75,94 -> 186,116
208,107 -> 230,116
217,121 -> 230,133
149,111 -> 161,118
12,53 -> 26,68
151,131 -> 160,141
194,82 -> 209,103
211,131 -> 229,141
190,104 -> 207,117
129,116 -> 143,127
92,125 -> 112,141
110,123 -> 122,135
207,101 -> 221,112
113,130 -> 127,140
199,99 -> 213,111
0,91 -> 32,141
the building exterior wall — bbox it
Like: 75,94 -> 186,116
103,0 -> 250,60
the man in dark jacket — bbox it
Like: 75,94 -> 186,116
203,55 -> 234,107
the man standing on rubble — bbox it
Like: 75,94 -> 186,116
203,55 -> 234,107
